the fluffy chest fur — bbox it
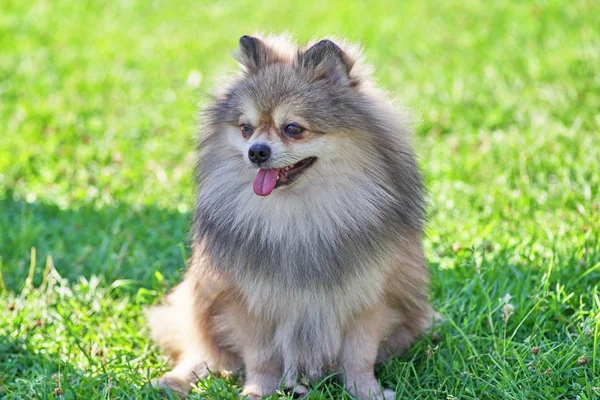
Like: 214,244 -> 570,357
192,159 -> 402,292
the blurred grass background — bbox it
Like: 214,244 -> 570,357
1,0 -> 599,398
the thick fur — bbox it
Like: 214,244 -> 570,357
146,34 -> 434,399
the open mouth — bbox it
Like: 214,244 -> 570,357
253,157 -> 317,196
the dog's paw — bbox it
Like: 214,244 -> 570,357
363,388 -> 396,400
151,375 -> 190,398
285,383 -> 309,398
350,386 -> 396,400
239,392 -> 261,400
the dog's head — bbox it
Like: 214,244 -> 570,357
202,35 -> 392,198
195,35 -> 425,270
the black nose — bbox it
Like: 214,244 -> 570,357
248,143 -> 271,164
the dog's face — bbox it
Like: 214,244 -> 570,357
205,36 -> 376,197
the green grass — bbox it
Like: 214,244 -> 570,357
1,0 -> 599,398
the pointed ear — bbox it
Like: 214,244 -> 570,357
300,39 -> 354,84
235,35 -> 281,74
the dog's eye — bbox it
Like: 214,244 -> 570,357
283,124 -> 305,137
240,124 -> 254,137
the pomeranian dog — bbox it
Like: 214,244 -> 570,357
147,35 -> 435,399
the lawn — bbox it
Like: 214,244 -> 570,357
1,0 -> 599,398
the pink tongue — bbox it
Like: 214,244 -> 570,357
253,168 -> 280,196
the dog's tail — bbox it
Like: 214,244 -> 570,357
145,279 -> 198,363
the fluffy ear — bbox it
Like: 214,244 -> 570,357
235,35 -> 281,74
299,39 -> 354,84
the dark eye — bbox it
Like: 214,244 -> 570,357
240,124 -> 254,137
283,124 -> 305,137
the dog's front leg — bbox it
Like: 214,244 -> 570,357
151,348 -> 208,397
240,342 -> 282,399
339,307 -> 395,400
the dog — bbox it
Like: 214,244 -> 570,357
146,34 -> 435,399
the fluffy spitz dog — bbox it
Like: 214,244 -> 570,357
147,35 -> 435,399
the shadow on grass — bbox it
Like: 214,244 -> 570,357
0,195 -> 191,292
0,333 -> 83,397
0,333 -> 174,399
